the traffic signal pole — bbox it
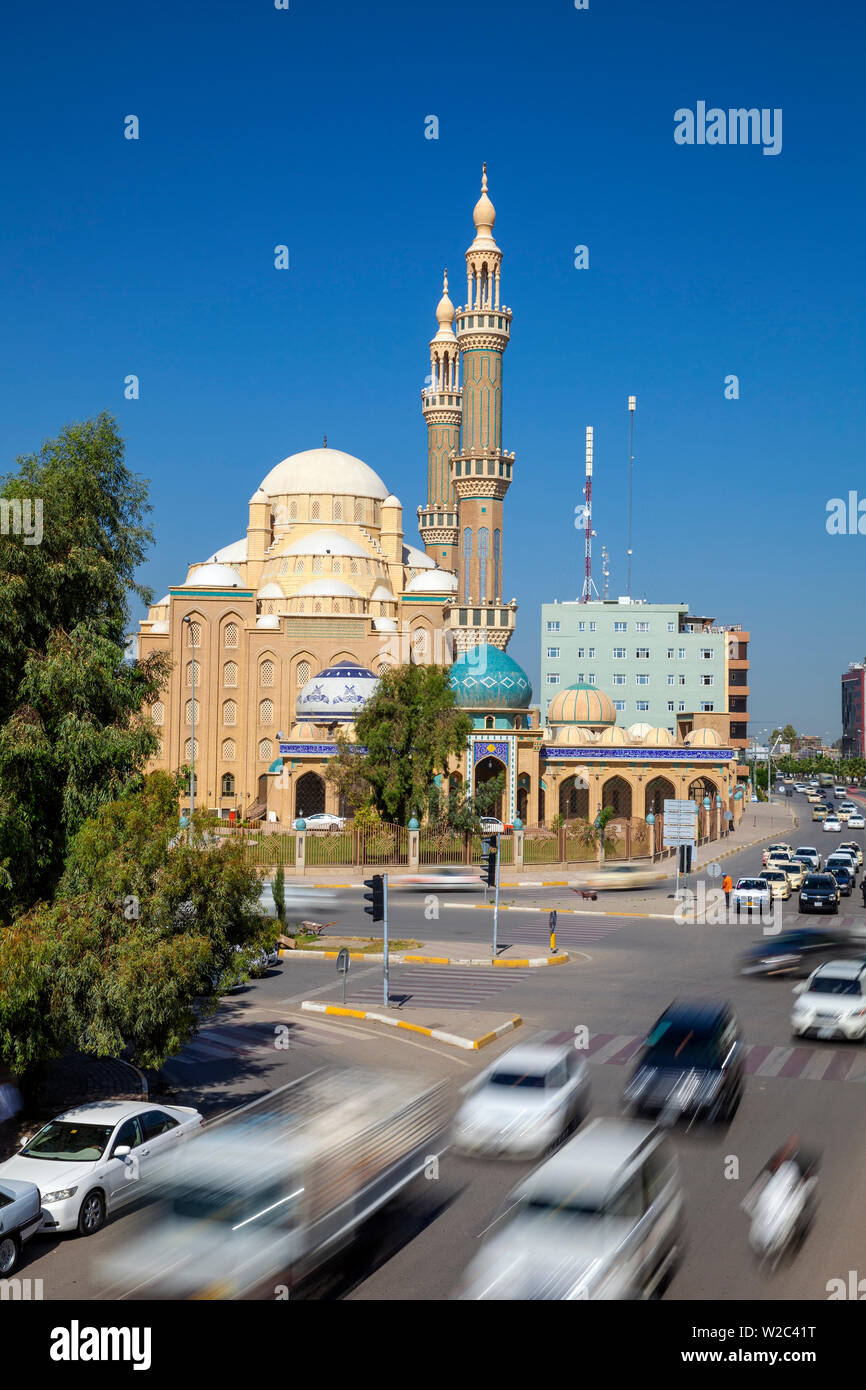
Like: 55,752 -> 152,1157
492,845 -> 501,958
383,872 -> 389,1007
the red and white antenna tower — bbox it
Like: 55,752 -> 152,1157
581,426 -> 600,602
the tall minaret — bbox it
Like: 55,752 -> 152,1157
418,271 -> 461,571
450,165 -> 516,649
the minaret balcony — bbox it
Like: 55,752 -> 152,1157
444,600 -> 517,652
421,387 -> 462,411
455,306 -> 512,342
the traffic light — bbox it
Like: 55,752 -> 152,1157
678,844 -> 693,874
363,874 -> 384,923
481,848 -> 497,888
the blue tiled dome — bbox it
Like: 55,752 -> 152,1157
296,663 -> 378,720
449,645 -> 532,710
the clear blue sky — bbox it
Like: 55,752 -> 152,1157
2,0 -> 864,739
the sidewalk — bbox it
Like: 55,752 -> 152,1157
301,1000 -> 522,1051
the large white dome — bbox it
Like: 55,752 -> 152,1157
258,449 -> 389,500
402,543 -> 436,569
405,569 -> 458,593
296,579 -> 362,598
206,537 -> 248,564
283,529 -> 369,558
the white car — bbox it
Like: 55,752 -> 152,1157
731,878 -> 772,917
794,847 -> 822,871
0,1101 -> 204,1237
847,814 -> 865,830
479,817 -> 506,834
393,868 -> 480,890
294,812 -> 346,831
823,817 -> 842,833
792,960 -> 866,1042
0,1178 -> 42,1275
834,787 -> 848,797
573,865 -> 666,891
453,1043 -> 590,1159
840,841 -> 864,865
762,843 -> 795,867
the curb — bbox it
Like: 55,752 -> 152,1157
283,947 -> 570,967
301,1001 -> 522,1050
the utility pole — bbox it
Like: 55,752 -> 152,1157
626,395 -> 636,596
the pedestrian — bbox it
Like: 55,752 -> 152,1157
860,876 -> 866,909
723,873 -> 733,912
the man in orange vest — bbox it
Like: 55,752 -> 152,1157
723,873 -> 733,912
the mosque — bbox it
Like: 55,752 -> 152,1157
137,169 -> 747,830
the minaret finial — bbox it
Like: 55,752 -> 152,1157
482,161 -> 487,189
443,267 -> 448,293
323,434 -> 327,448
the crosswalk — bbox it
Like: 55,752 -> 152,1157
337,965 -> 528,1010
167,1019 -> 339,1067
541,1028 -> 866,1085
496,918 -> 628,947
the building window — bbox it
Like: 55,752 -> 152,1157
678,675 -> 686,685
547,673 -> 560,685
700,674 -> 714,686
260,699 -> 274,725
184,699 -> 199,725
493,529 -> 501,592
546,646 -> 560,658
478,527 -> 489,596
612,673 -> 626,685
354,499 -> 364,523
312,556 -> 322,573
223,661 -> 238,688
485,716 -> 495,729
667,622 -> 675,632
332,497 -> 343,521
289,500 -> 298,520
224,622 -> 238,649
666,648 -> 674,659
221,738 -> 236,761
221,773 -> 235,796
700,702 -> 715,712
184,738 -> 198,760
614,700 -> 626,712
223,700 -> 237,726
587,674 -> 596,685
589,622 -> 597,632
588,647 -> 596,659
186,620 -> 202,648
636,700 -> 649,712
151,701 -> 164,726
667,674 -> 675,686
614,621 -> 627,633
260,659 -> 275,687
678,648 -> 686,659
310,500 -> 320,520
463,527 -> 472,597
677,701 -> 685,711
636,674 -> 650,685
701,648 -> 714,659
577,648 -> 585,658
636,621 -> 649,632
332,557 -> 341,573
667,700 -> 675,711
296,659 -> 311,689
612,647 -> 626,660
185,661 -> 200,687
578,622 -> 585,632
636,648 -> 650,659
258,738 -> 273,761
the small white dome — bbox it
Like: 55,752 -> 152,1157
382,494 -> 402,509
206,538 -> 248,564
405,569 -> 458,593
258,449 -> 389,501
184,562 -> 242,587
685,727 -> 722,747
373,616 -> 398,632
627,722 -> 654,742
154,593 -> 170,607
148,620 -> 170,634
284,529 -> 369,558
258,582 -> 283,599
296,579 -> 362,598
255,614 -> 281,629
249,487 -> 268,504
370,582 -> 394,600
402,543 -> 436,569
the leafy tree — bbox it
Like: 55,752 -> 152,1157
337,665 -> 472,826
0,414 -> 167,917
781,724 -> 797,745
324,731 -> 373,813
272,865 -> 286,926
425,771 -> 506,834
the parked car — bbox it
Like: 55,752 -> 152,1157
459,1118 -> 685,1300
794,847 -> 822,871
758,870 -> 790,900
731,878 -> 772,917
479,817 -> 505,834
762,843 -> 795,867
739,928 -> 855,978
622,1000 -> 744,1125
452,1042 -> 590,1159
294,812 -> 346,831
0,1102 -> 204,1236
791,959 -> 866,1041
799,873 -> 840,914
0,1179 -> 42,1276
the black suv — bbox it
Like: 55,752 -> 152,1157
799,874 -> 840,913
622,1000 -> 744,1126
739,928 -> 853,977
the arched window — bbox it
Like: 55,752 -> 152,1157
350,557 -> 359,574
259,699 -> 274,725
312,556 -> 322,573
485,716 -> 495,729
221,773 -> 235,796
184,699 -> 199,725
222,700 -> 237,726
333,497 -> 343,521
260,659 -> 275,687
184,738 -> 198,760
151,701 -> 165,726
185,661 -> 200,687
313,599 -> 322,613
332,557 -> 341,572
223,661 -> 238,688
478,527 -> 489,597
310,499 -> 320,520
289,500 -> 298,520
493,529 -> 501,595
224,622 -> 238,649
296,659 -> 311,688
463,527 -> 472,598
279,558 -> 289,574
354,498 -> 364,523
186,620 -> 202,648
295,559 -> 304,573
258,738 -> 273,761
221,738 -> 236,761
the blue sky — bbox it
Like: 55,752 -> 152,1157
2,0 -> 864,738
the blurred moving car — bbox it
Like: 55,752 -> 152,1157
840,840 -> 864,865
573,865 -> 666,892
393,867 -> 480,891
739,928 -> 854,977
731,878 -> 772,917
791,959 -> 866,1041
0,1102 -> 204,1237
479,816 -> 506,834
293,812 -> 346,830
452,1043 -> 590,1159
758,871 -> 790,901
0,1178 -> 42,1276
459,1118 -> 684,1300
799,874 -> 840,914
622,1000 -> 744,1126
762,843 -> 795,867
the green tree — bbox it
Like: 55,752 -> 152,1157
272,865 -> 286,927
339,665 -> 472,826
781,724 -> 797,745
425,771 -> 506,834
0,414 -> 167,917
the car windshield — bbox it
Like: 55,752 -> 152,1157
488,1070 -> 549,1089
761,873 -> 784,881
169,1178 -> 300,1228
643,1021 -> 722,1069
809,977 -> 862,996
738,880 -> 766,890
803,876 -> 832,888
21,1121 -> 114,1162
522,1193 -> 603,1219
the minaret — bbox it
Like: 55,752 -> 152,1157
418,271 -> 461,570
450,165 -> 516,650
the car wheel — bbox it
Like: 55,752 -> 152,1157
0,1233 -> 20,1276
77,1189 -> 106,1236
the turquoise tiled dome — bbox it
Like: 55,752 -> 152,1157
449,645 -> 532,710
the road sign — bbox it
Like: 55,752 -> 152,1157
663,799 -> 697,848
336,947 -> 350,1005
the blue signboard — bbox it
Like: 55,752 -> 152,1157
539,746 -> 733,762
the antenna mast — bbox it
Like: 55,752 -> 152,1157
581,426 -> 600,603
626,395 -> 636,595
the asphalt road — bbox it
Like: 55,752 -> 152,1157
17,788 -> 866,1302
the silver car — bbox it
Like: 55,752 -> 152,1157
453,1043 -> 590,1159
460,1118 -> 685,1299
0,1178 -> 42,1275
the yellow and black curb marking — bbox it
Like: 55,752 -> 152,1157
301,1000 -> 522,1050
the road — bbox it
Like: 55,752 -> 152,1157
17,787 -> 866,1301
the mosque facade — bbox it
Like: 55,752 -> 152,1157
137,170 -> 748,830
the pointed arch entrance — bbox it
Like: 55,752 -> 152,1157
474,754 -> 507,820
295,770 -> 325,819
601,775 -> 633,818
